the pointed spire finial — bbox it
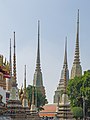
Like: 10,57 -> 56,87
24,65 -> 26,90
13,31 -> 17,83
36,20 -> 41,71
63,37 -> 68,69
77,9 -> 79,38
14,32 -> 16,54
73,9 -> 80,64
10,38 -> 12,77
38,20 -> 40,45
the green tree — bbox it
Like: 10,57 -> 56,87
67,76 -> 83,107
26,85 -> 48,111
67,70 -> 90,116
72,107 -> 83,120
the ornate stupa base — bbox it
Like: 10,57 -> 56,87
27,112 -> 41,120
56,93 -> 73,120
27,104 -> 41,120
6,100 -> 26,119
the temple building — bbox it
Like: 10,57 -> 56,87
70,9 -> 82,79
39,103 -> 57,119
53,38 -> 69,103
33,20 -> 45,96
0,54 -> 11,102
0,55 -> 10,90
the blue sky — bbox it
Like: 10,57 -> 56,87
0,0 -> 90,103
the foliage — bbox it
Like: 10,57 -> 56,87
67,76 -> 83,107
72,107 -> 83,120
26,85 -> 48,111
67,70 -> 90,116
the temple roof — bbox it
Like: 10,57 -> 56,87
39,104 -> 57,117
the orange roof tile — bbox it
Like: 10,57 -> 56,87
39,103 -> 57,117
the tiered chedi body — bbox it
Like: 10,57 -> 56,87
56,56 -> 73,120
71,9 -> 82,79
7,32 -> 26,119
54,38 -> 69,103
33,21 -> 45,96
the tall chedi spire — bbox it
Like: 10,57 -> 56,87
7,32 -> 26,119
63,37 -> 68,69
71,9 -> 82,79
33,20 -> 45,96
22,65 -> 28,107
36,20 -> 41,71
61,37 -> 69,84
63,37 -> 68,85
9,32 -> 19,100
54,38 -> 69,103
74,9 -> 80,64
13,31 -> 17,84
